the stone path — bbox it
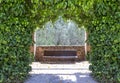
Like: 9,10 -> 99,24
24,61 -> 98,83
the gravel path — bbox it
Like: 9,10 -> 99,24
24,61 -> 98,83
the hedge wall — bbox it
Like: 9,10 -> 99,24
88,0 -> 120,83
0,0 -> 120,83
0,1 -> 33,83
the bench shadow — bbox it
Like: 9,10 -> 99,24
36,60 -> 85,64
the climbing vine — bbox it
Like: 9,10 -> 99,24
0,0 -> 120,83
88,0 -> 120,83
0,0 -> 34,83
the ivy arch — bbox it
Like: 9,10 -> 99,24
0,0 -> 120,83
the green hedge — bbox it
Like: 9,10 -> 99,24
0,1 -> 33,83
88,0 -> 120,83
0,0 -> 120,83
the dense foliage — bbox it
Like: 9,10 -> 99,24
0,0 -> 34,83
0,0 -> 120,83
29,0 -> 92,27
88,0 -> 120,83
36,18 -> 85,46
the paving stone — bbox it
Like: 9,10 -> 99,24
24,61 -> 98,83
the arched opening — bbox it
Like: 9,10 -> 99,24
1,1 -> 119,83
33,17 -> 88,62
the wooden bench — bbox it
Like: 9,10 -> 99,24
44,50 -> 77,58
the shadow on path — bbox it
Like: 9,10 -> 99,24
24,61 -> 98,83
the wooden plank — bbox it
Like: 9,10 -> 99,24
44,50 -> 77,56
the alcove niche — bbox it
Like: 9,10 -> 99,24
31,17 -> 89,62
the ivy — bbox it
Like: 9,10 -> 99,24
88,0 -> 120,83
0,0 -> 33,83
0,0 -> 120,83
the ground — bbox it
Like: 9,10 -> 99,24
24,61 -> 98,83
